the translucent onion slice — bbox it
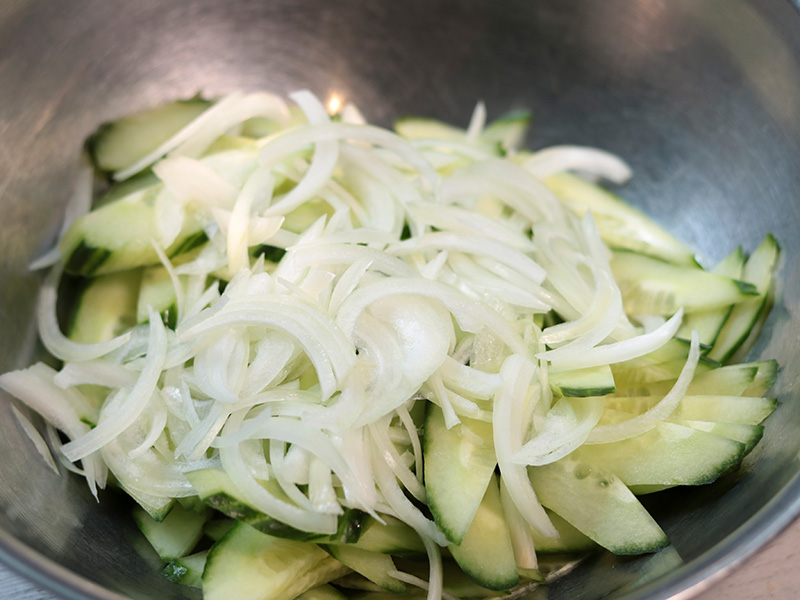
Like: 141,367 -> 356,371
586,331 -> 700,444
493,354 -> 557,538
522,145 -> 633,184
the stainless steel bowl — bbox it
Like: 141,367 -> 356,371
2,1 -> 800,599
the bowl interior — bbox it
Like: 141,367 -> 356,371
2,1 -> 800,599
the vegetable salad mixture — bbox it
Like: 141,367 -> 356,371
0,90 -> 780,600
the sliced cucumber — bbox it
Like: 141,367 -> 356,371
203,521 -> 349,600
68,269 -> 141,343
674,419 -> 764,455
122,484 -> 174,522
137,266 -> 179,328
133,502 -> 209,561
529,509 -> 596,554
204,518 -> 235,542
448,474 -> 518,591
677,246 -> 745,346
480,110 -> 532,153
606,395 -> 777,426
574,419 -> 744,486
549,364 -> 615,397
708,234 -> 780,363
544,173 -> 696,265
60,189 -> 208,276
745,360 -> 779,397
322,544 -> 405,593
163,551 -> 207,588
185,468 -> 368,543
424,404 -> 497,544
614,361 -> 760,398
529,457 -> 668,555
610,251 -> 757,316
87,98 -> 212,174
296,584 -> 348,600
340,514 -> 424,556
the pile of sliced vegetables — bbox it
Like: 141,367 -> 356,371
0,90 -> 781,600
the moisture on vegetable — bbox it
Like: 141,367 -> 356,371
0,90 -> 781,600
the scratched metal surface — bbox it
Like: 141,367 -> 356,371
2,1 -> 800,599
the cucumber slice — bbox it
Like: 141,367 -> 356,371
549,364 -> 615,397
544,173 -> 696,265
573,420 -> 745,486
606,395 -> 777,426
449,474 -> 518,591
529,457 -> 668,555
204,518 -> 235,542
322,544 -> 405,593
87,98 -> 212,174
203,521 -> 348,600
674,419 -> 764,455
745,360 -> 779,397
677,246 -> 745,346
610,251 -> 757,316
185,468 -> 368,543
137,266 -> 179,328
59,189 -> 208,276
296,584 -> 348,600
394,117 -> 467,142
68,270 -> 141,343
340,514 -> 424,556
480,110 -> 532,153
529,510 -> 597,554
614,361 -> 760,398
122,485 -> 174,522
133,503 -> 209,562
708,235 -> 780,363
163,551 -> 207,588
423,404 -> 497,544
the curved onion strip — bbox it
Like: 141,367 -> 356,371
499,477 -> 538,570
10,404 -> 60,475
214,416 -> 374,512
37,267 -> 132,362
264,91 -> 340,217
371,435 -> 447,546
389,232 -> 546,286
523,145 -> 632,184
586,331 -> 701,444
116,92 -> 291,181
336,277 -> 527,356
542,309 -> 684,370
493,354 -> 558,538
512,397 -> 605,465
368,417 -> 426,502
259,122 -> 438,193
62,307 -> 167,462
218,410 -> 337,534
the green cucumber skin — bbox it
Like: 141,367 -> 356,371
448,475 -> 519,592
423,403 -> 497,545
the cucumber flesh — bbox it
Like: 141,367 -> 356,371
448,474 -> 519,591
133,502 -> 209,561
322,544 -> 405,593
185,468 -> 368,543
606,395 -> 777,426
87,98 -> 212,174
549,364 -> 615,398
544,173 -> 696,265
574,418 -> 744,486
163,551 -> 207,588
708,235 -> 780,363
68,270 -> 141,343
529,458 -> 668,555
202,521 -> 348,600
677,246 -> 745,346
295,584 -> 348,600
340,514 -> 424,556
137,266 -> 179,328
610,251 -> 757,316
673,419 -> 764,455
423,404 -> 497,544
529,510 -> 597,554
